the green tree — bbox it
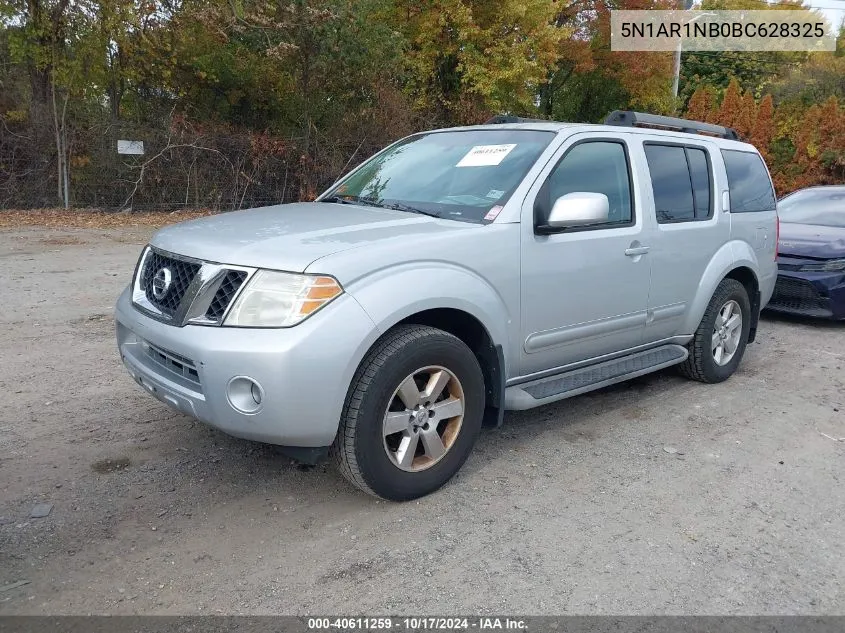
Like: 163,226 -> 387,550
391,0 -> 564,123
768,55 -> 845,107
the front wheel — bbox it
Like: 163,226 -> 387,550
331,325 -> 485,501
678,278 -> 751,383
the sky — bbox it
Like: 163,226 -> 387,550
810,2 -> 845,31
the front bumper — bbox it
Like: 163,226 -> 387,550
115,287 -> 379,446
764,270 -> 845,320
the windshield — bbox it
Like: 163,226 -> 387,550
778,187 -> 845,228
321,129 -> 556,223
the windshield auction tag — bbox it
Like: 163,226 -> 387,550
484,205 -> 504,221
456,144 -> 516,167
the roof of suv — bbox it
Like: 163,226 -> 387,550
428,121 -> 759,151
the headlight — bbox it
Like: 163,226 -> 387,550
799,259 -> 845,272
224,270 -> 343,327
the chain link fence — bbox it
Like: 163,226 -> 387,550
0,114 -> 378,212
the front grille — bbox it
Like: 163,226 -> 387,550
205,270 -> 248,321
141,251 -> 201,317
769,276 -> 828,312
144,342 -> 201,386
133,246 -> 254,326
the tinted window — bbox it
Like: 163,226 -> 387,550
777,187 -> 845,228
686,148 -> 711,219
545,142 -> 633,225
644,145 -> 695,223
722,149 -> 776,213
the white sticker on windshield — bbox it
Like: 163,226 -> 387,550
486,189 -> 505,199
456,144 -> 516,167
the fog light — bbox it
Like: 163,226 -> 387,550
227,376 -> 264,415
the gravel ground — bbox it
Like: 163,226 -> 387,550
1,225 -> 844,615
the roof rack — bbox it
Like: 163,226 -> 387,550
603,110 -> 739,141
485,115 -> 550,125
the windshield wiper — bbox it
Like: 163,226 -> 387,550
320,195 -> 353,204
381,201 -> 441,218
321,196 -> 440,218
321,195 -> 383,208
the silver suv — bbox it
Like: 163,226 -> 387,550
115,111 -> 778,501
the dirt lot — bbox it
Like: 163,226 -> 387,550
1,223 -> 844,615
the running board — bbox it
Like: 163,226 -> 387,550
505,344 -> 688,410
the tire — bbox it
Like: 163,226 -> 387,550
331,325 -> 485,501
678,278 -> 751,384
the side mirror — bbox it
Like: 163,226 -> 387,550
546,192 -> 610,229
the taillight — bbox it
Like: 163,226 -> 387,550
775,214 -> 779,261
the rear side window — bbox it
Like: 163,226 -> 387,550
721,149 -> 776,213
644,144 -> 713,223
687,148 -> 711,218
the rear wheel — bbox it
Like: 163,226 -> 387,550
331,325 -> 485,501
679,278 -> 751,383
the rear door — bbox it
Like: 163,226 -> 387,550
637,137 -> 729,341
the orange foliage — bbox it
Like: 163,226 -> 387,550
717,79 -> 743,129
734,92 -> 757,140
688,79 -> 845,195
750,95 -> 774,163
685,87 -> 714,123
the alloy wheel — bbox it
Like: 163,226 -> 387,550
712,299 -> 742,366
382,366 -> 465,472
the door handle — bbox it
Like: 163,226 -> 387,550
625,246 -> 650,257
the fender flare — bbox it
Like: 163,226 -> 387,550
682,240 -> 761,335
345,262 -> 512,426
346,262 -> 512,345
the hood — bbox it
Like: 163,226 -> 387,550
778,222 -> 845,259
150,202 -> 476,271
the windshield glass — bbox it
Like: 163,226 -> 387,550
321,129 -> 556,223
778,187 -> 845,228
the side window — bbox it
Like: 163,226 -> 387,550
686,148 -> 711,219
644,143 -> 713,223
542,141 -> 633,226
721,149 -> 776,213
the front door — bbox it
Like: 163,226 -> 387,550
519,135 -> 652,378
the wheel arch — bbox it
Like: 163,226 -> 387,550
683,241 -> 762,341
393,308 -> 506,428
345,264 -> 512,428
724,266 -> 761,343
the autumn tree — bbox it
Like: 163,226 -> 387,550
716,78 -> 743,129
750,94 -> 774,161
0,0 -> 842,209
392,0 -> 564,123
685,86 -> 715,122
733,91 -> 757,139
791,104 -> 822,188
817,96 -> 845,182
